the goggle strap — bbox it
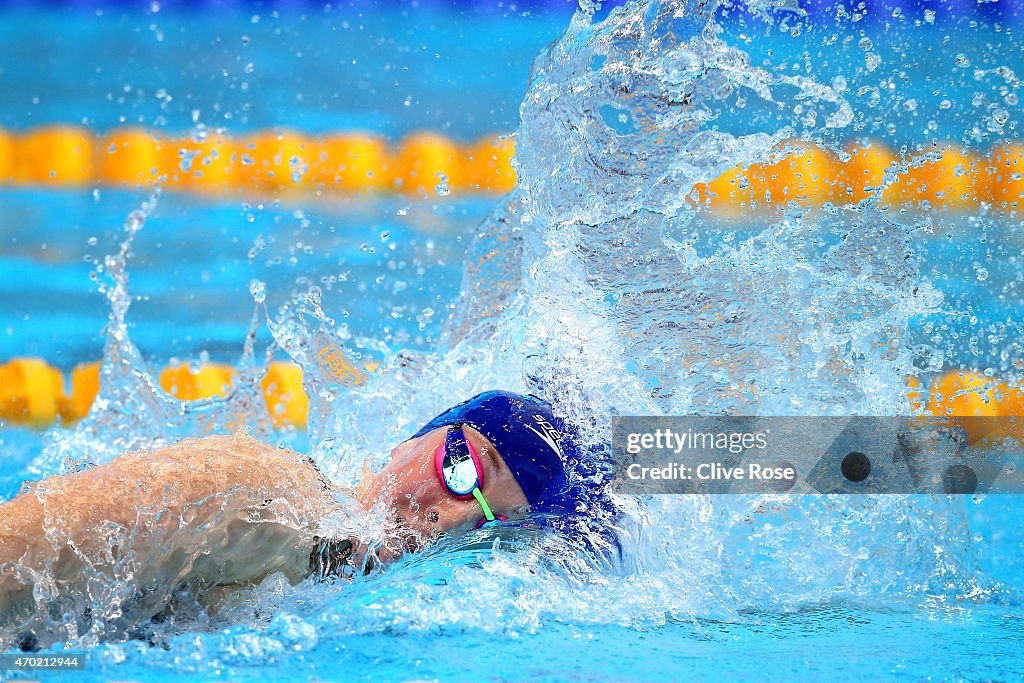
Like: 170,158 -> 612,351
472,487 -> 496,522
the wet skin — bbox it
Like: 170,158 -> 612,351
0,427 -> 529,642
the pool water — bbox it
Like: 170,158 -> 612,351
0,189 -> 492,364
3,0 -> 1024,681
0,5 -> 570,368
0,7 -> 566,137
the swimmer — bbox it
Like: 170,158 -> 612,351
0,391 -> 588,648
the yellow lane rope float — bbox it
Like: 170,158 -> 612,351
0,125 -> 517,196
692,139 -> 1024,216
0,126 -> 1019,208
0,358 -> 381,430
1,359 -> 1022,439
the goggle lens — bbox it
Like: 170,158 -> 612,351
435,424 -> 483,498
440,428 -> 480,496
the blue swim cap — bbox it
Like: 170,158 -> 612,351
408,390 -> 578,513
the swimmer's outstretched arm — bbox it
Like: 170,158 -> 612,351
0,432 -> 337,619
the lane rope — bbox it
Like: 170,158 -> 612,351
0,126 -> 517,196
1,358 -> 1021,438
2,127 -> 1024,212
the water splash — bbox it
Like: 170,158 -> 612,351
370,0 -> 987,626
272,1 -> 986,637
33,194 -> 271,479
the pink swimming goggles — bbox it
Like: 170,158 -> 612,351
434,423 -> 507,529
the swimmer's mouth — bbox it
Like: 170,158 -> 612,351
386,513 -> 432,557
309,517 -> 432,579
309,536 -> 356,579
309,537 -> 380,579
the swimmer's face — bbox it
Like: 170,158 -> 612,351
359,425 -> 528,560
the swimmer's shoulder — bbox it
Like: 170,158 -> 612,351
113,431 -> 334,511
